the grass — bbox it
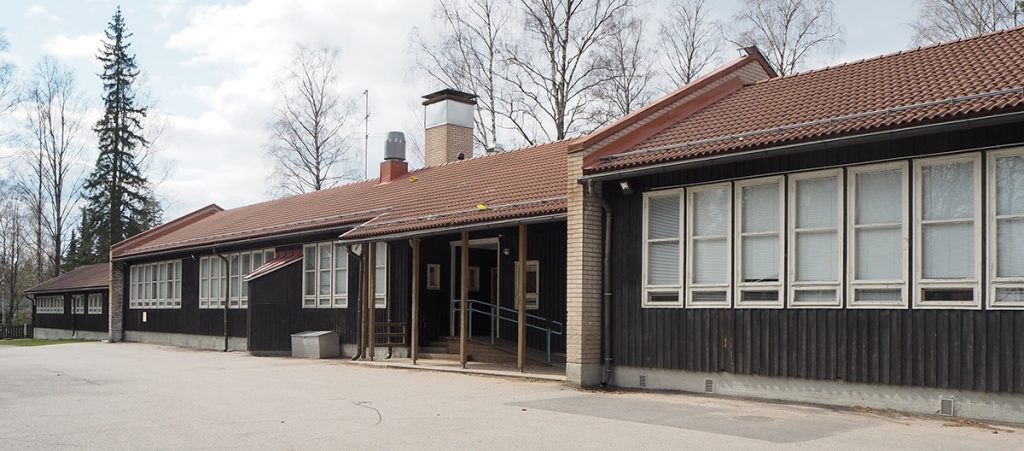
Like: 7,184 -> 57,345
0,338 -> 96,347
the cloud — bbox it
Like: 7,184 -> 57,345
42,33 -> 103,60
26,5 -> 60,22
156,0 -> 436,217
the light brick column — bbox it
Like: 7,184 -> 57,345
565,152 -> 605,386
108,260 -> 124,342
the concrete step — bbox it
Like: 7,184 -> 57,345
417,353 -> 460,361
420,346 -> 449,354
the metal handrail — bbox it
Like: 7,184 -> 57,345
451,298 -> 563,364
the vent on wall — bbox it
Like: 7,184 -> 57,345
705,379 -> 715,393
639,375 -> 647,388
939,397 -> 956,417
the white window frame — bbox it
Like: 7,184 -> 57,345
302,242 -> 349,308
130,260 -> 182,309
72,295 -> 85,314
200,249 -> 273,309
36,296 -> 64,314
734,176 -> 785,308
846,161 -> 910,309
987,147 -> 1024,309
913,152 -> 983,309
685,182 -> 732,308
199,256 -> 226,309
515,260 -> 540,310
88,293 -> 103,315
787,169 -> 844,308
374,242 -> 388,309
641,189 -> 685,308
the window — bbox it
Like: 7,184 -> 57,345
73,295 -> 85,314
426,264 -> 441,290
200,249 -> 274,309
788,170 -> 844,308
642,190 -> 684,307
36,296 -> 64,314
88,294 -> 103,314
515,260 -> 540,310
469,267 -> 481,292
988,148 -> 1024,309
129,260 -> 182,309
685,183 -> 731,308
735,176 -> 785,308
303,242 -> 348,308
914,153 -> 982,309
374,242 -> 387,309
847,162 -> 909,308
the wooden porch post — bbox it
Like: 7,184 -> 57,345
460,232 -> 469,368
517,224 -> 527,371
411,238 -> 420,364
368,242 -> 377,361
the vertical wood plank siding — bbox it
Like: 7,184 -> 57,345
605,123 -> 1024,394
31,291 -> 109,333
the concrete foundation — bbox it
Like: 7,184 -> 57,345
33,328 -> 108,341
340,344 -> 410,359
613,366 -> 1024,425
566,362 -> 602,387
124,330 -> 248,352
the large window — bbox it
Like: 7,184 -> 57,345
129,260 -> 182,309
374,242 -> 387,308
88,293 -> 103,315
686,183 -> 731,308
989,148 -> 1024,309
36,296 -> 63,314
73,295 -> 85,314
735,176 -> 784,308
848,162 -> 909,308
200,249 -> 275,309
914,153 -> 982,309
788,170 -> 843,308
642,191 -> 683,307
303,242 -> 349,308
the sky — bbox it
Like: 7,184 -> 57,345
0,0 -> 919,220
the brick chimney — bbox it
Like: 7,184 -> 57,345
379,131 -> 408,183
422,89 -> 477,166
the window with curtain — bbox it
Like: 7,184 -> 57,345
686,183 -> 731,308
303,242 -> 348,308
915,154 -> 981,308
375,242 -> 387,308
989,148 -> 1024,309
789,170 -> 843,308
736,177 -> 784,307
643,190 -> 683,307
848,163 -> 908,308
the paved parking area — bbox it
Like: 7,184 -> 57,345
1,342 -> 1021,450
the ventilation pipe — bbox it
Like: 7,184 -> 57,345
379,132 -> 408,183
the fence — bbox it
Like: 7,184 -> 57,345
0,324 -> 32,339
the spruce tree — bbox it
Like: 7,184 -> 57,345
79,7 -> 161,263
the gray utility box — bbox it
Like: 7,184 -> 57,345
290,331 -> 340,359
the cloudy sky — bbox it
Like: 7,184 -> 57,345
0,0 -> 919,219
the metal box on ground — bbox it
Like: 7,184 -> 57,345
290,331 -> 340,359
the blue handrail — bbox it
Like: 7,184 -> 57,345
451,298 -> 563,364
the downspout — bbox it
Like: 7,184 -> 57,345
588,180 -> 614,386
350,243 -> 365,360
213,247 -> 230,352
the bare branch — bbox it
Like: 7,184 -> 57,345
910,0 -> 1022,45
659,0 -> 722,87
726,0 -> 844,76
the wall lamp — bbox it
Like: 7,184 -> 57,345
619,180 -> 633,195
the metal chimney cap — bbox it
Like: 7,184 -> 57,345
421,88 -> 478,106
384,131 -> 406,161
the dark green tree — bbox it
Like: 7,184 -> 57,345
79,7 -> 161,263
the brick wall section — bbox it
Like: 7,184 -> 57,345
108,260 -> 123,341
565,151 -> 605,376
425,124 -> 474,167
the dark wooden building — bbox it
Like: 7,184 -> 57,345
26,263 -> 110,340
567,30 -> 1024,422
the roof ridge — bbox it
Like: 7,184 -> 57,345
757,25 -> 1024,83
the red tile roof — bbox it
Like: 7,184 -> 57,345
245,249 -> 302,282
113,139 -> 571,258
26,263 -> 109,294
586,27 -> 1024,174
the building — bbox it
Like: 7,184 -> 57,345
567,28 -> 1024,421
105,90 -> 569,367
26,263 -> 110,341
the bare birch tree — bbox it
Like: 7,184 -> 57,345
727,0 -> 843,76
413,0 -> 512,151
0,189 -> 26,326
24,58 -> 87,277
659,0 -> 722,87
911,0 -> 1023,45
266,45 -> 357,196
0,32 -> 16,136
502,0 -> 632,144
591,16 -> 657,125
